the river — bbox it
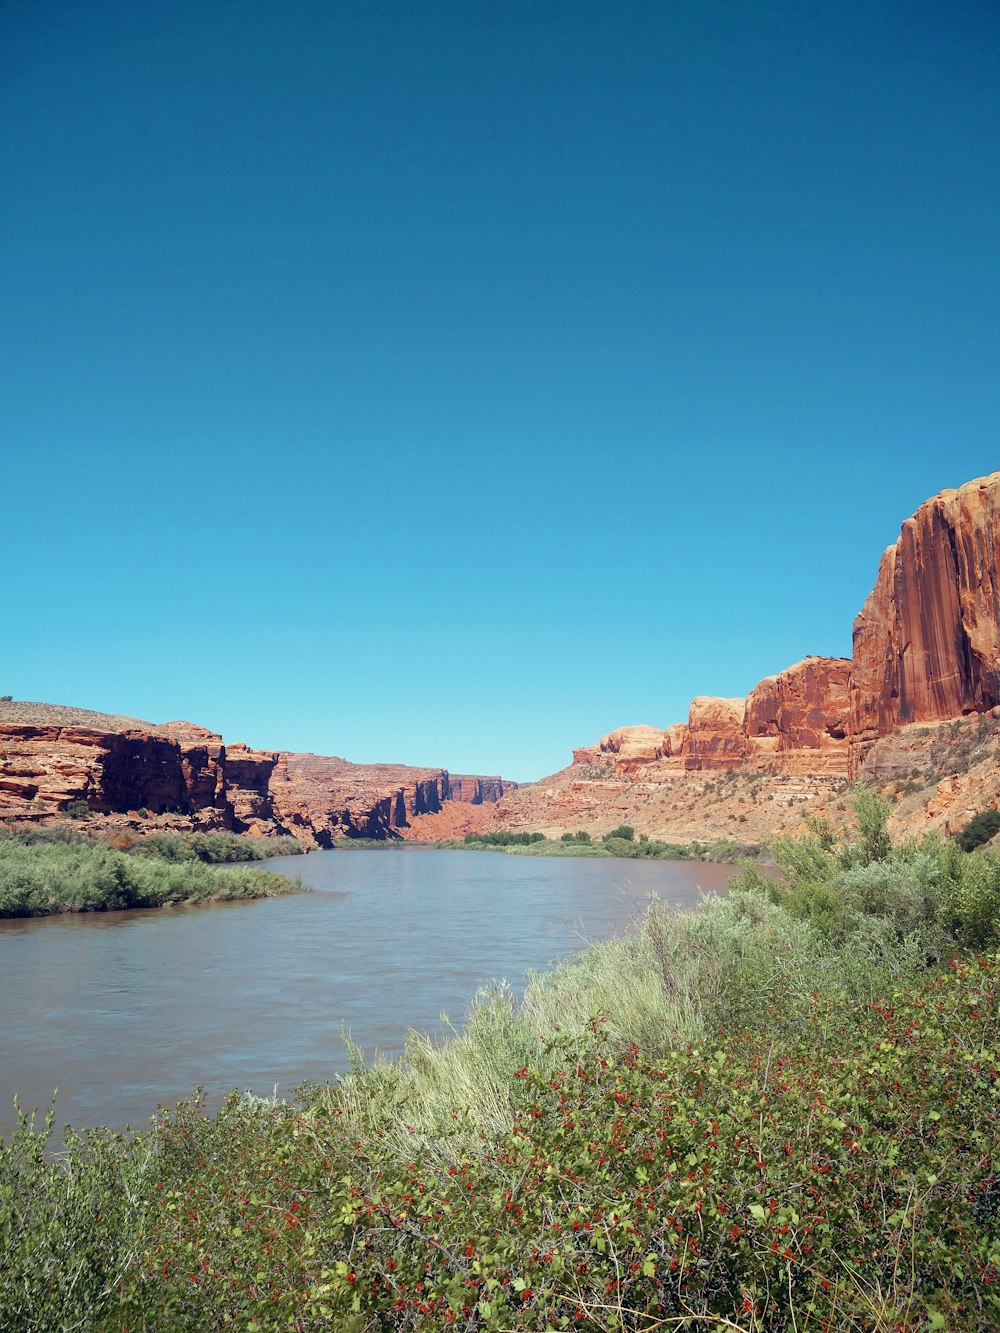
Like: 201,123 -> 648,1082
0,848 -> 734,1134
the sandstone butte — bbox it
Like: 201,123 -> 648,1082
0,701 -> 515,846
492,471 -> 1000,844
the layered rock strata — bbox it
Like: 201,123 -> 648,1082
0,703 -> 515,844
566,658 -> 852,781
849,472 -> 1000,771
0,706 -> 281,833
744,657 -> 851,774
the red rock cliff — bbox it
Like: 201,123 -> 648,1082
744,657 -> 851,773
683,697 -> 747,771
447,775 -> 516,804
0,705 -> 283,833
850,473 -> 1000,772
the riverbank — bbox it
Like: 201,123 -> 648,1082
333,830 -> 760,862
0,825 -> 304,917
440,829 -> 760,862
3,792 -> 999,1328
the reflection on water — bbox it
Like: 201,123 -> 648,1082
0,849 -> 733,1133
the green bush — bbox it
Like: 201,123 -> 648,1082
462,830 -> 546,847
605,823 -> 635,841
955,808 -> 1000,852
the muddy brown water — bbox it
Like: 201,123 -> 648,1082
0,848 -> 735,1135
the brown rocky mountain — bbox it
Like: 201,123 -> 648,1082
0,702 -> 514,844
491,472 -> 1000,842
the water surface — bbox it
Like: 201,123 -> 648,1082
0,848 -> 733,1133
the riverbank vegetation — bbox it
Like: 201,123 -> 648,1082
3,792 -> 999,1328
445,828 -> 758,862
0,824 -> 303,917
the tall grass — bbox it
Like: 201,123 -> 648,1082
0,834 -> 300,917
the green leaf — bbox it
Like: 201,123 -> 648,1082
749,1205 -> 767,1221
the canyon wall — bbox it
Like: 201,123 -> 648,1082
849,473 -> 1000,771
0,704 -> 514,844
554,474 -> 1000,797
0,708 -> 282,833
567,657 -> 852,780
269,753 -> 450,846
743,657 -> 851,774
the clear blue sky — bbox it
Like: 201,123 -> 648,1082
3,1 -> 998,780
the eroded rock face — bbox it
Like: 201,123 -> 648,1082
744,657 -> 851,773
265,755 -> 514,845
564,660 -> 851,784
0,707 -> 282,833
683,697 -> 747,771
0,703 -> 516,844
447,775 -> 515,804
850,473 -> 1000,772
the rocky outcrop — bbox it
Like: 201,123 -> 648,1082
0,702 -> 516,845
850,473 -> 1000,772
571,724 -> 687,777
0,706 -> 283,833
447,775 -> 516,804
744,657 -> 851,773
683,698 -> 747,771
501,472 -> 1000,842
565,661 -> 852,783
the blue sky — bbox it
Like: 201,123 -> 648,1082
3,0 -> 998,780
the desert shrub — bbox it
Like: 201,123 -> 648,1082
955,808 -> 1000,852
837,852 -> 943,940
602,835 -> 639,858
136,831 -> 303,863
559,831 -> 575,841
846,787 -> 892,865
604,824 -> 634,841
0,1102 -> 154,1331
463,831 -> 545,847
937,846 -> 1000,948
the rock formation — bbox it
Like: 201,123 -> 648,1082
683,697 -> 747,771
494,473 -> 1000,840
563,658 -> 851,782
0,702 -> 514,844
850,472 -> 1000,772
0,705 -> 283,834
447,775 -> 514,804
744,657 -> 851,774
